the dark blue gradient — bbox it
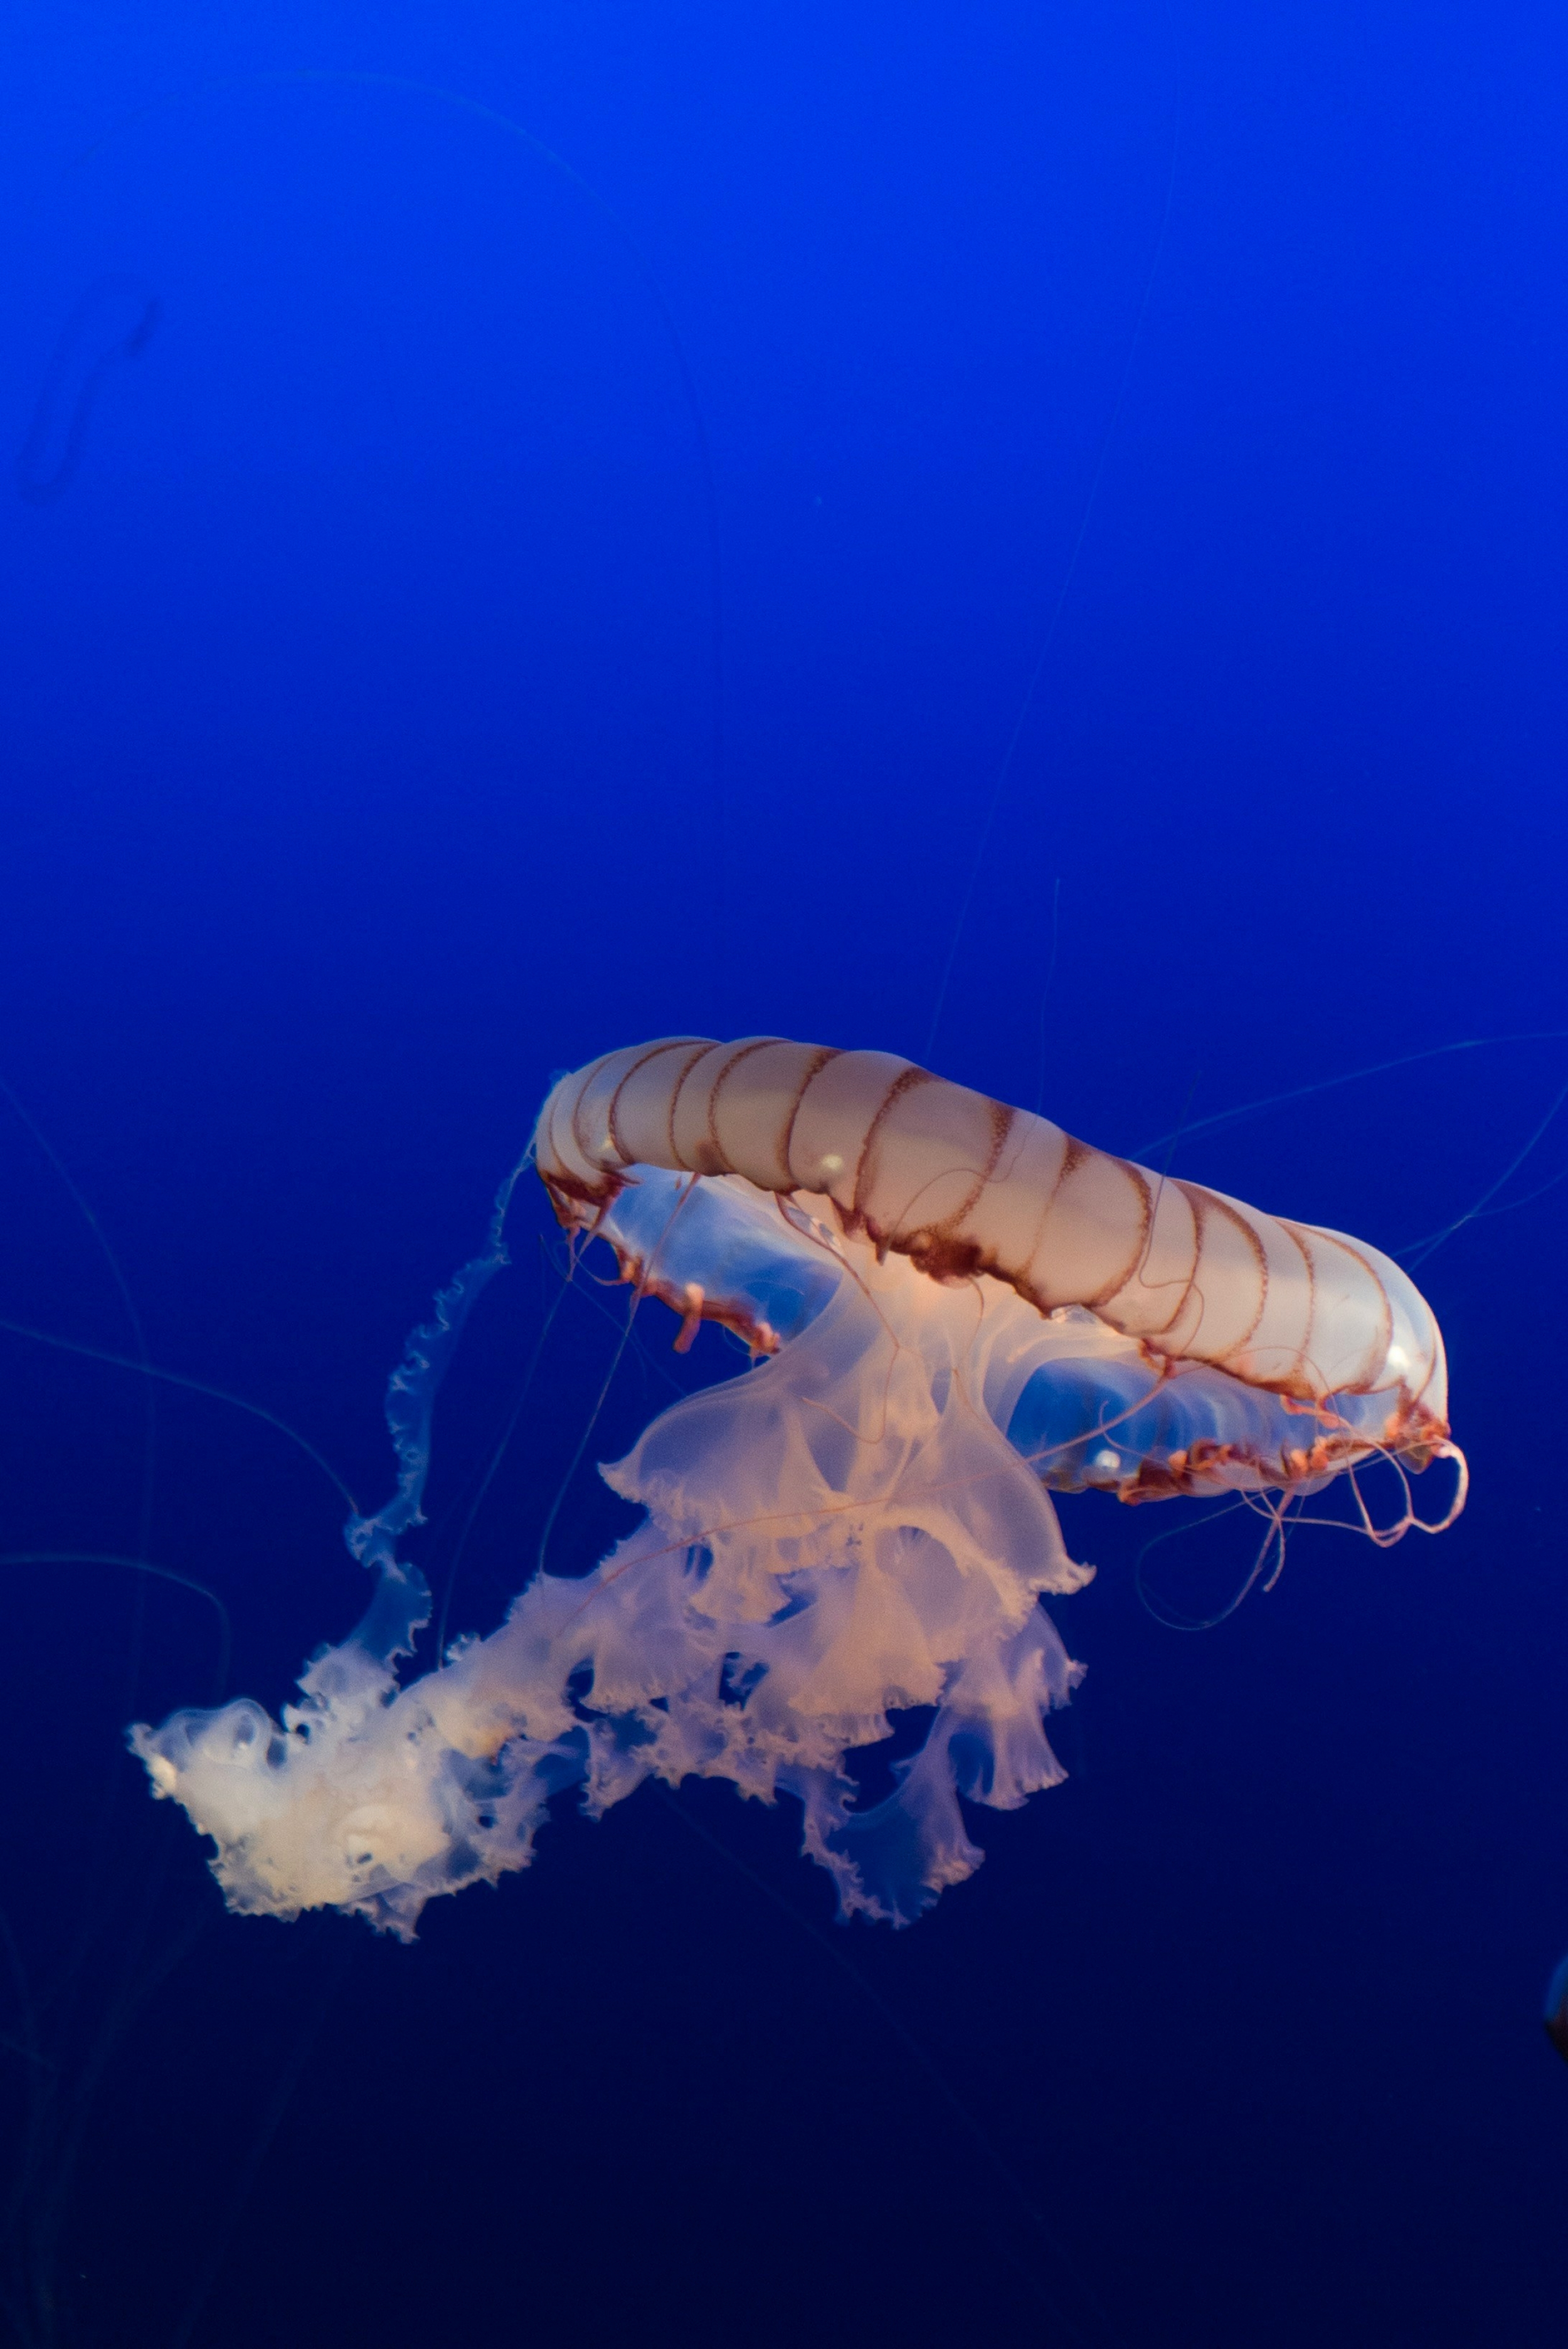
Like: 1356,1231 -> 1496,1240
1,6 -> 1565,2345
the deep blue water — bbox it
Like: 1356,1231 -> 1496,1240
1,4 -> 1565,2343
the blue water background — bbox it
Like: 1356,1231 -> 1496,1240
1,5 -> 1564,2342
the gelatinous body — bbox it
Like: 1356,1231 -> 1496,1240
536,1037 -> 1449,1448
132,1041 -> 1463,1936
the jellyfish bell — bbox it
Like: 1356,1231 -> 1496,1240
538,1036 -> 1454,1460
131,1037 -> 1466,1938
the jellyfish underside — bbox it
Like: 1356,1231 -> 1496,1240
132,1156 -> 1451,1938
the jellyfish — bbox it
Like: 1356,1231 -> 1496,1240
131,1036 -> 1466,1936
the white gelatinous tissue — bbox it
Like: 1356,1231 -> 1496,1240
131,1172 -> 1093,1936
